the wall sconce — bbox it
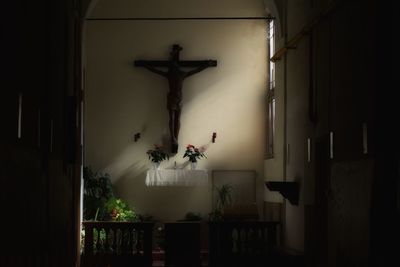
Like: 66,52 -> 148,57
212,132 -> 217,143
134,132 -> 141,142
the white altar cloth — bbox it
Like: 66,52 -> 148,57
145,169 -> 208,186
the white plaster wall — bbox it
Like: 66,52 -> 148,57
89,0 -> 266,18
84,0 -> 268,221
285,38 -> 310,252
281,0 -> 312,253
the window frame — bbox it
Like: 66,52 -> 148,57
266,19 -> 276,159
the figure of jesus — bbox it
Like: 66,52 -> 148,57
135,44 -> 217,153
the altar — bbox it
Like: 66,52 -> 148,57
145,169 -> 208,186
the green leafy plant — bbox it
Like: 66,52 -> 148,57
216,184 -> 233,210
208,209 -> 223,221
209,184 -> 233,221
183,212 -> 203,221
105,198 -> 138,222
81,167 -> 138,252
147,144 -> 169,163
83,166 -> 114,221
83,166 -> 137,222
183,144 -> 206,163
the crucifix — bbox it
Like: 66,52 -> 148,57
134,44 -> 217,153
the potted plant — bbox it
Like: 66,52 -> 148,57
216,184 -> 233,211
83,166 -> 114,221
209,184 -> 233,221
183,212 -> 203,221
183,144 -> 206,169
83,166 -> 139,221
147,144 -> 169,169
82,166 -> 138,248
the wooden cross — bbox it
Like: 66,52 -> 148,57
134,44 -> 217,153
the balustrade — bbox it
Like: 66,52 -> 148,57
209,221 -> 280,267
81,221 -> 154,267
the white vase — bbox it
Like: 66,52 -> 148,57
152,162 -> 161,170
190,161 -> 197,170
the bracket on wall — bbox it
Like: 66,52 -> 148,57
265,181 -> 299,205
133,132 -> 141,142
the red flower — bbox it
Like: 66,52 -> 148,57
183,144 -> 207,163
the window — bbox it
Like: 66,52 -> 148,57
266,19 -> 276,158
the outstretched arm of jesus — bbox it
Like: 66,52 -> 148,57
185,60 -> 216,78
143,66 -> 168,77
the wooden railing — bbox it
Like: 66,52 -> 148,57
81,221 -> 154,267
209,221 -> 280,267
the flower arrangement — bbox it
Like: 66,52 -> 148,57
183,144 -> 207,163
147,144 -> 169,163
